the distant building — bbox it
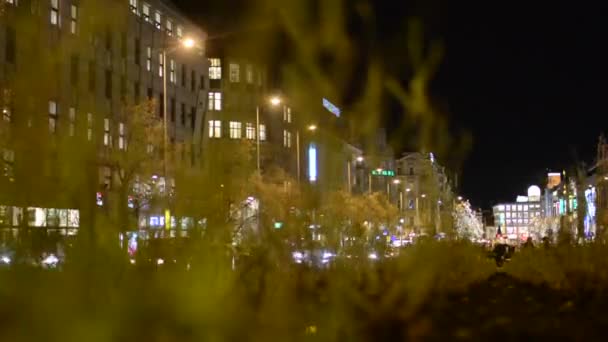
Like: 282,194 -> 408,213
394,152 -> 454,235
492,186 -> 543,241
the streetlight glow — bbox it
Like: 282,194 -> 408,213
356,156 -> 364,162
270,96 -> 282,106
393,179 -> 401,184
182,38 -> 195,49
308,125 -> 317,131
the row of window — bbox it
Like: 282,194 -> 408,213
208,120 -> 266,141
129,0 -> 185,38
495,204 -> 540,212
208,58 -> 263,86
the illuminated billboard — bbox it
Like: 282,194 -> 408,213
547,172 -> 561,189
322,98 -> 341,117
308,144 -> 317,182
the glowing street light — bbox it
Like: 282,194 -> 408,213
181,37 -> 196,49
356,156 -> 364,162
308,124 -> 317,131
393,179 -> 401,184
256,96 -> 283,173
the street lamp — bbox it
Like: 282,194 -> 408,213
307,124 -> 317,131
356,156 -> 364,163
256,96 -> 282,174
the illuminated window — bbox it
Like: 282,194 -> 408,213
103,118 -> 111,147
118,122 -> 126,150
523,205 -> 529,211
87,113 -> 93,141
176,25 -> 183,38
142,3 -> 150,22
158,53 -> 164,77
169,59 -> 176,83
208,120 -> 221,138
518,205 -> 523,211
70,4 -> 78,34
166,19 -> 173,36
259,124 -> 266,141
283,130 -> 291,148
246,64 -> 253,83
68,107 -> 76,136
229,121 -> 242,139
48,100 -> 58,134
208,92 -> 221,111
229,63 -> 240,82
245,123 -> 255,140
146,46 -> 152,71
5,0 -> 16,6
209,58 -> 221,80
50,0 -> 60,26
506,212 -> 511,218
154,11 -> 162,30
284,107 -> 292,123
129,0 -> 138,15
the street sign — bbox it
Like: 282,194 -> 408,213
371,169 -> 395,177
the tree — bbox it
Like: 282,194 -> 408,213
103,100 -> 164,232
528,216 -> 559,242
452,201 -> 484,240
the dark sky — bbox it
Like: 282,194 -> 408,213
174,0 -> 608,209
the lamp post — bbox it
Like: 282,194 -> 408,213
256,96 -> 282,174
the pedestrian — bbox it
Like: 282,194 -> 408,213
523,237 -> 534,249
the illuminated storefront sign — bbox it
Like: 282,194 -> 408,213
308,144 -> 317,182
322,98 -> 341,117
371,169 -> 395,177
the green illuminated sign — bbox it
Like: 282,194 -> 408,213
371,170 -> 395,177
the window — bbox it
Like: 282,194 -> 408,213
158,53 -> 163,77
105,70 -> 112,99
48,100 -> 58,134
408,199 -> 415,209
134,82 -> 140,103
287,107 -> 292,123
89,61 -> 96,91
283,130 -> 291,148
208,92 -> 221,111
259,124 -> 266,141
176,25 -> 183,38
146,46 -> 151,71
200,75 -> 205,89
246,64 -> 253,83
169,59 -> 176,83
190,107 -> 196,129
170,98 -> 175,122
181,64 -> 186,87
229,63 -> 240,82
166,19 -> 173,36
50,0 -> 60,26
118,123 -> 126,150
87,113 -> 93,141
5,27 -> 15,64
209,58 -> 221,80
103,118 -> 111,146
180,103 -> 186,126
191,70 -> 196,91
246,123 -> 255,140
229,121 -> 242,139
2,149 -> 14,179
70,54 -> 79,85
284,107 -> 292,123
68,107 -> 76,136
142,2 -> 150,22
154,11 -> 161,30
129,0 -> 138,15
209,120 -> 221,138
70,4 -> 78,34
409,167 -> 414,175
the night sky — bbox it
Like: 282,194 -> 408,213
174,0 -> 608,209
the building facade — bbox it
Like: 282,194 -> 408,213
492,186 -> 543,241
0,0 -> 208,235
